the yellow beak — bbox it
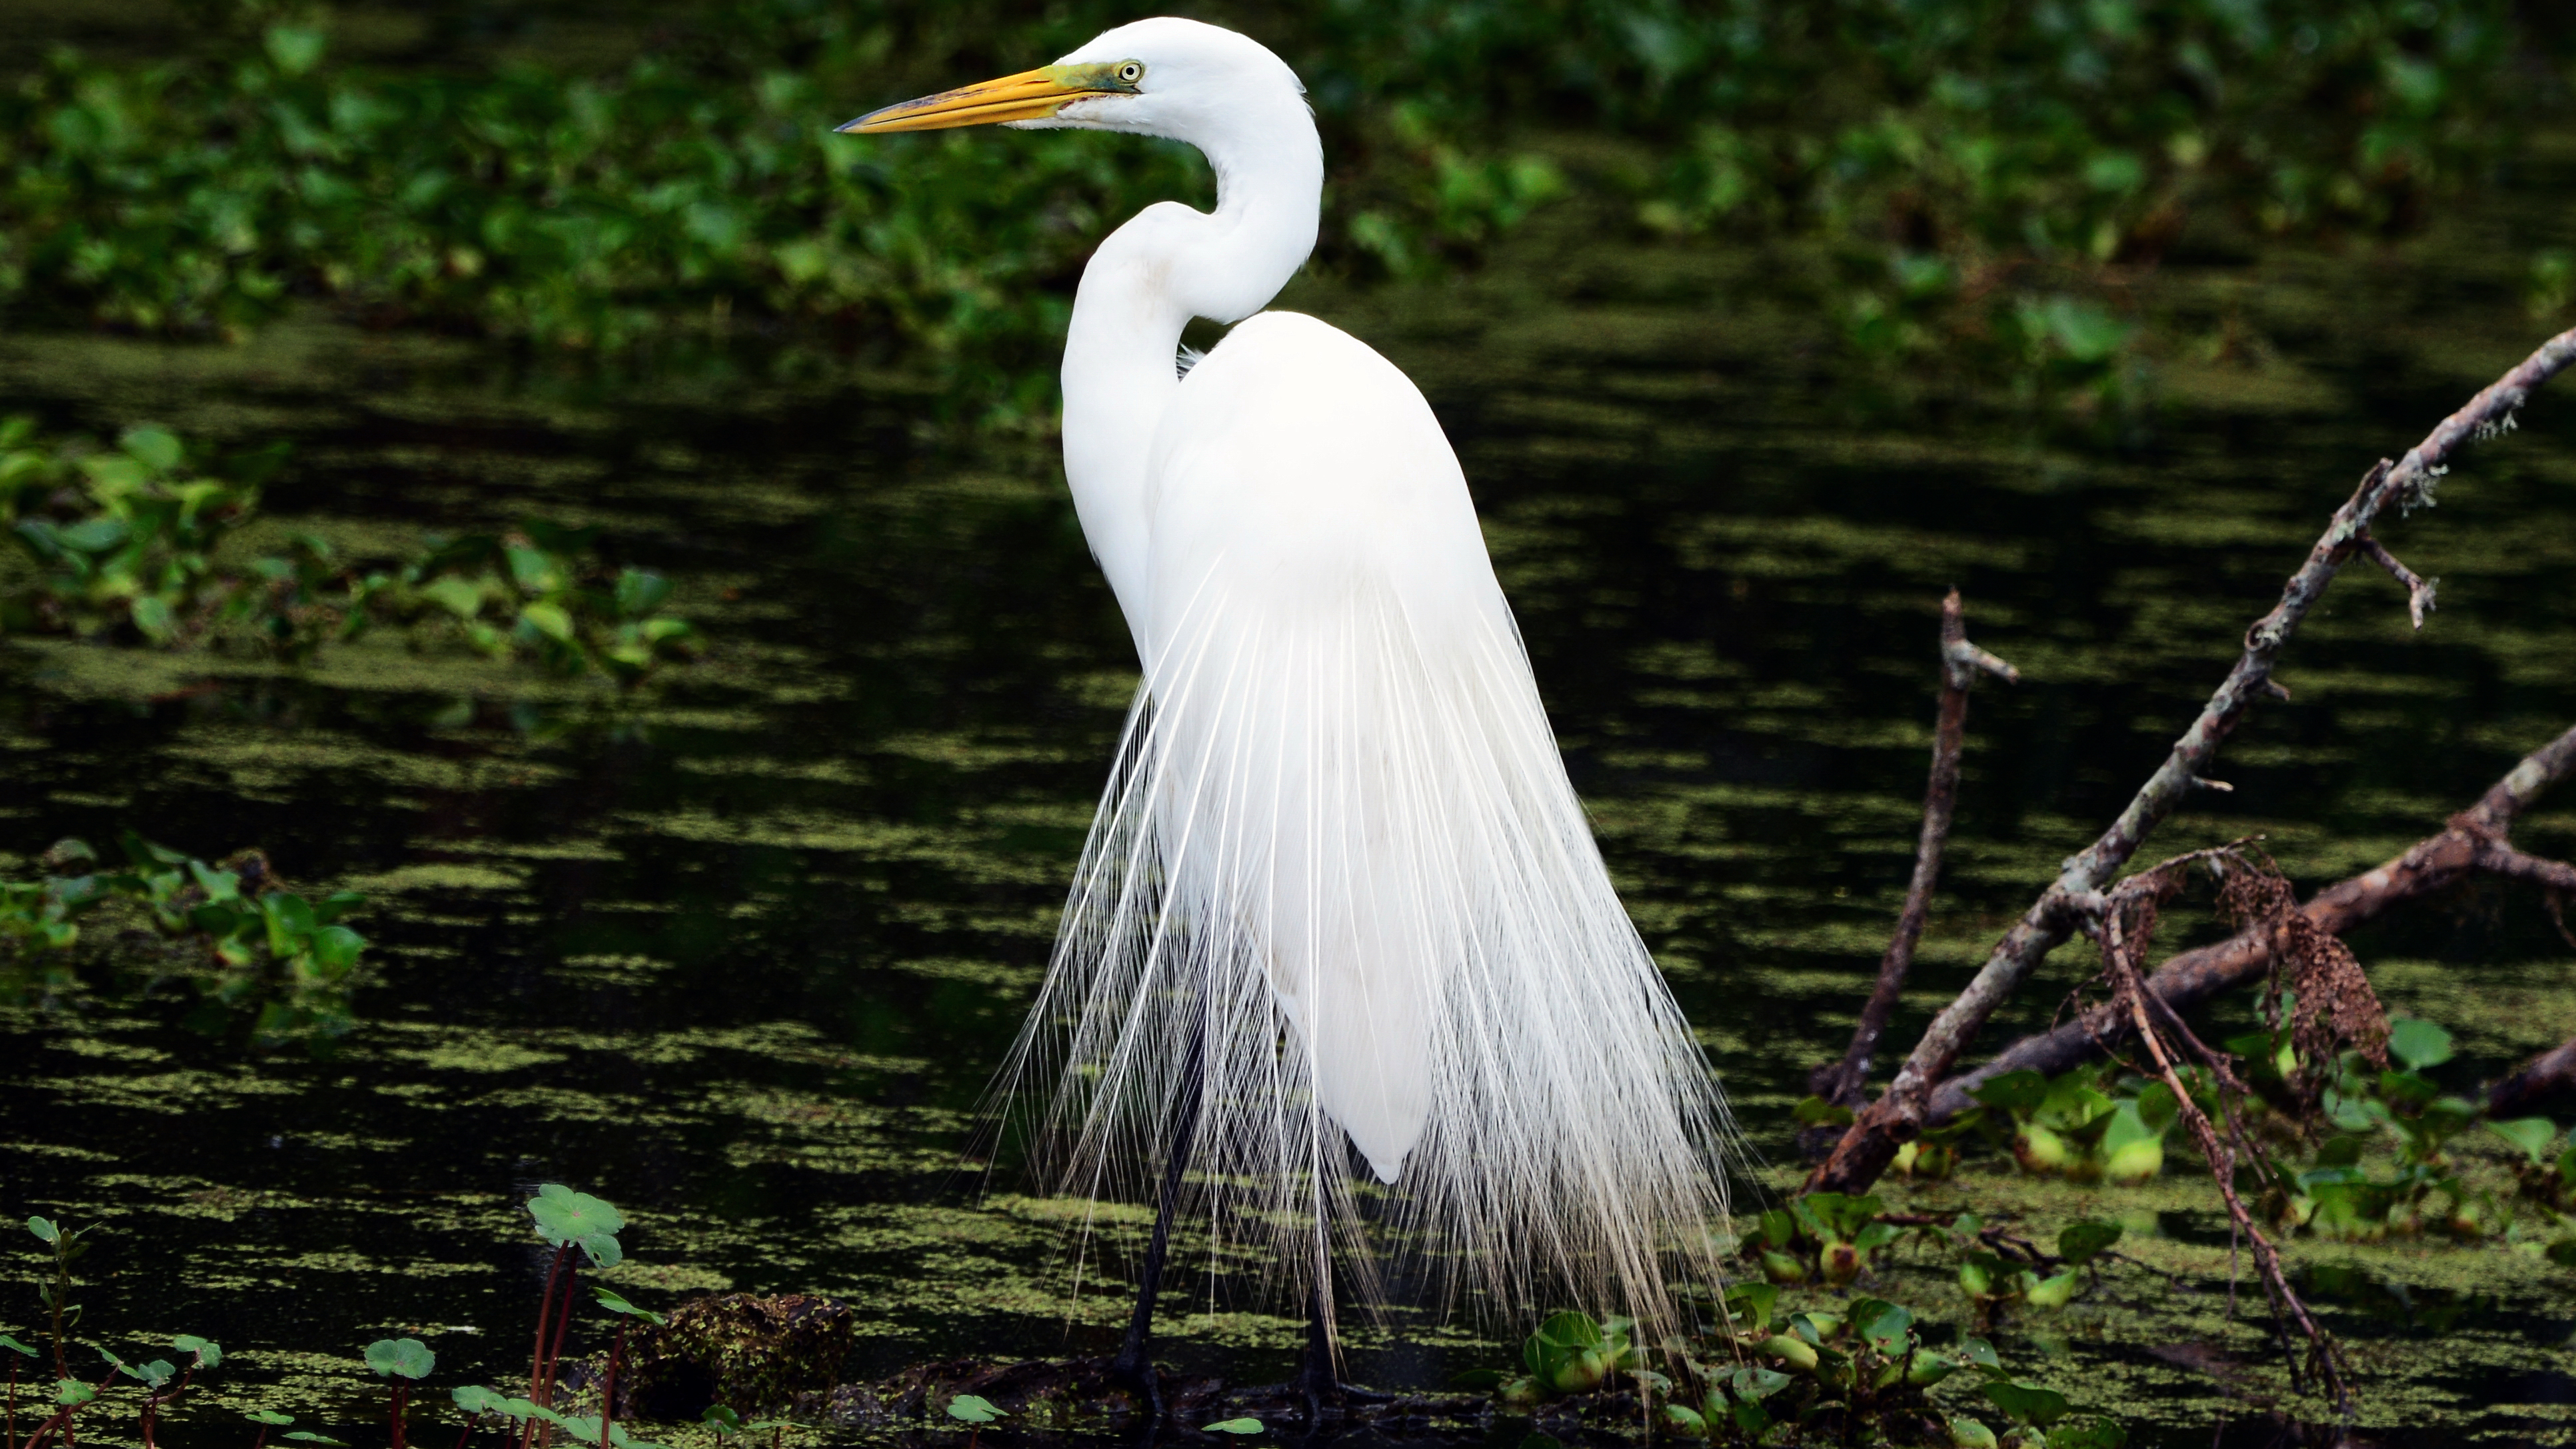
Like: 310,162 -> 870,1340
835,67 -> 1114,134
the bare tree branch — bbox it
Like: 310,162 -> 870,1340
1810,589 -> 2015,1110
2487,1036 -> 2576,1119
1926,720 -> 2576,1122
1808,327 -> 2576,1196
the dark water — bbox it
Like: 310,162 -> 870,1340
5,146 -> 2576,1444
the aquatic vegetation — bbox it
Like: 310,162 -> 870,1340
0,834 -> 368,1038
1,1 -> 2563,417
1472,1292 -> 2125,1446
6,1216 -> 224,1449
0,419 -> 694,685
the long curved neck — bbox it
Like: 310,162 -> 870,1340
1060,98 -> 1322,659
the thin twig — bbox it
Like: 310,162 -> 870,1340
2351,535 -> 2436,629
1814,589 -> 2016,1108
2097,878 -> 2350,1415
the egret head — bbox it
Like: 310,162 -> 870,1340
834,17 -> 1305,143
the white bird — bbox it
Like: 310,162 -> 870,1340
841,17 -> 1734,1415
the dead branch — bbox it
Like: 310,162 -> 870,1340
2095,866 -> 2351,1414
2351,535 -> 2437,629
1812,589 -> 2017,1110
1925,721 -> 2576,1120
2486,1036 -> 2576,1119
1808,328 -> 2576,1196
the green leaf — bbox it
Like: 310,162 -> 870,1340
365,1338 -> 435,1380
614,569 -> 673,619
189,860 -> 242,902
263,892 -> 317,938
309,925 -> 366,972
1967,1070 -> 2047,1116
247,1410 -> 295,1426
27,1216 -> 60,1244
2057,1219 -> 2123,1266
264,23 -> 327,75
421,576 -> 487,620
121,1359 -> 178,1388
1202,1419 -> 1264,1435
1792,1094 -> 1856,1127
1849,1300 -> 1912,1355
591,1286 -> 668,1325
2048,1418 -> 2128,1449
57,517 -> 130,553
285,1434 -> 349,1447
2387,1018 -> 2453,1072
1722,1280 -> 1777,1332
121,427 -> 184,475
57,1382 -> 96,1407
131,595 -> 178,643
1979,1380 -> 2070,1426
505,547 -> 562,594
0,1335 -> 37,1356
517,601 -> 577,644
529,1185 -> 625,1258
1730,1365 -> 1790,1401
945,1394 -> 1002,1424
1958,1338 -> 2004,1376
453,1387 -> 509,1416
2486,1117 -> 2557,1165
169,1334 -> 219,1366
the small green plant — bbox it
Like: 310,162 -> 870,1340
365,1339 -> 434,1449
2,834 -> 369,1040
1743,1192 -> 1903,1286
9,1217 -> 222,1449
1965,1068 -> 2178,1185
0,419 -> 285,643
0,419 -> 697,687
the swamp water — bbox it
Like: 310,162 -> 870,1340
5,145 -> 2576,1446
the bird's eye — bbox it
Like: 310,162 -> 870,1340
1116,61 -> 1144,85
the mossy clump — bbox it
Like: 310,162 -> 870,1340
618,1293 -> 854,1418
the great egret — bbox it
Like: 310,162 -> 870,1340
841,17 -> 1733,1416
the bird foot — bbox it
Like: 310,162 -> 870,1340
1287,1354 -> 1392,1426
1108,1348 -> 1168,1420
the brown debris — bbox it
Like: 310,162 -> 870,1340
2219,859 -> 2389,1102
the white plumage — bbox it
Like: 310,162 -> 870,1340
846,17 -> 1734,1344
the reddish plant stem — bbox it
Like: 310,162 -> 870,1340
599,1326 -> 626,1449
1809,327 -> 2576,1194
533,1258 -> 581,1449
391,1383 -> 410,1449
9,1353 -> 19,1449
251,1427 -> 269,1449
523,1245 -> 571,1449
1816,589 -> 2016,1106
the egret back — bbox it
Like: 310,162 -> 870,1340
1008,312 -> 1736,1333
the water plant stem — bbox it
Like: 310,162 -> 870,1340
389,1382 -> 409,1449
1816,589 -> 2015,1108
600,1324 -> 626,1449
1928,719 -> 2576,1119
522,1244 -> 573,1449
1812,324 -> 2576,1196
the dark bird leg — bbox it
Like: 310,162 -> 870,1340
1108,1009 -> 1206,1419
1288,1218 -> 1392,1424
